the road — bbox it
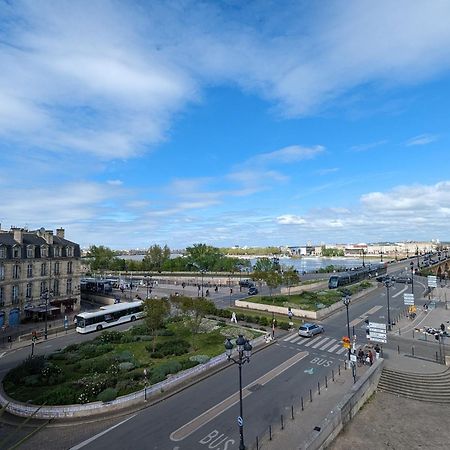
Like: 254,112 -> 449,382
2,257 -> 446,449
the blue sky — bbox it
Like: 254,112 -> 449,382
1,0 -> 450,249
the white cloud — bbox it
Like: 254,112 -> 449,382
277,215 -> 307,225
107,180 -> 123,186
405,134 -> 438,146
252,145 -> 325,165
350,140 -> 388,152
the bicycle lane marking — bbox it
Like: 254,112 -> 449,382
169,351 -> 309,442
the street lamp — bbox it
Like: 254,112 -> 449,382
225,335 -> 252,450
380,250 -> 383,262
410,261 -> 414,294
342,295 -> 351,360
41,289 -> 51,340
361,249 -> 366,267
145,274 -> 152,299
384,279 -> 393,331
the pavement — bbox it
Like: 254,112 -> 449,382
259,286 -> 450,450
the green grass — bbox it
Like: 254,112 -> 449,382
3,319 -> 261,405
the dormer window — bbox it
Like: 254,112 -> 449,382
0,246 -> 6,259
13,245 -> 20,258
54,246 -> 61,257
27,245 -> 35,258
66,246 -> 74,257
41,246 -> 48,258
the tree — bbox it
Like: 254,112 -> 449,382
282,266 -> 301,296
185,243 -> 223,271
142,244 -> 171,272
170,296 -> 215,349
253,258 -> 282,298
86,245 -> 119,272
143,298 -> 170,352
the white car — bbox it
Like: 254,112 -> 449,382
298,323 -> 324,338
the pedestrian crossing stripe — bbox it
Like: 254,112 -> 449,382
311,337 -> 330,349
289,335 -> 303,344
318,339 -> 335,351
327,343 -> 340,353
283,333 -> 300,342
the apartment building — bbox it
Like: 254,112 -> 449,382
0,226 -> 81,328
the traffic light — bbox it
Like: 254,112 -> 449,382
342,336 -> 351,348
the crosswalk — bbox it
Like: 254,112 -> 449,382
281,333 -> 353,356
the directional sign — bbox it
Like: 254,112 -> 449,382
369,322 -> 386,330
369,336 -> 387,343
404,293 -> 415,305
428,275 -> 437,288
369,331 -> 388,339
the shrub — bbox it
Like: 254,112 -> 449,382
258,316 -> 269,326
189,355 -> 210,364
38,385 -> 77,405
149,351 -> 164,359
146,339 -> 190,357
278,321 -> 290,330
129,324 -> 150,335
180,359 -> 200,370
120,335 -> 134,344
97,387 -> 118,403
63,343 -> 80,353
114,351 -> 134,362
97,330 -> 123,343
49,352 -> 67,361
23,374 -> 41,387
119,362 -> 135,371
79,356 -> 113,374
5,356 -> 46,384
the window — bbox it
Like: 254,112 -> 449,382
0,287 -> 4,306
0,246 -> 6,259
53,279 -> 59,296
40,281 -> 48,295
0,264 -> 4,281
67,261 -> 73,274
66,246 -> 74,257
66,279 -> 72,294
12,264 -> 20,279
41,246 -> 48,258
41,263 -> 47,276
27,263 -> 33,278
27,246 -> 34,258
12,285 -> 19,304
54,246 -> 61,257
54,261 -> 60,275
26,283 -> 32,298
13,246 -> 20,258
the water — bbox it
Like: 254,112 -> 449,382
118,254 -> 369,273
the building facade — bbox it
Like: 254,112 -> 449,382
0,226 -> 81,328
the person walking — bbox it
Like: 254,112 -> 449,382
231,311 -> 238,323
374,344 -> 381,360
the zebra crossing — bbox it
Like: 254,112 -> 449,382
281,333 -> 352,356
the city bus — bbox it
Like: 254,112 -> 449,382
75,301 -> 144,333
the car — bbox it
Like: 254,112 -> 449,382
239,279 -> 254,288
375,275 -> 391,283
395,276 -> 412,284
298,323 -> 324,338
248,286 -> 258,295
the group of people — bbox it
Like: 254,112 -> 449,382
357,344 -> 381,366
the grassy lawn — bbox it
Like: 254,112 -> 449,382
243,281 -> 374,311
3,319 -> 262,406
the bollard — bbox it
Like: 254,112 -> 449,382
344,360 -> 347,370
256,436 -> 259,450
301,396 -> 304,411
338,365 -> 341,376
412,346 -> 415,356
397,344 -> 400,354
325,375 -> 328,389
332,369 -> 335,382
281,414 -> 284,430
318,381 -> 321,395
291,405 -> 294,420
310,389 -> 313,402
352,325 -> 355,336
269,425 -> 272,441
425,333 -> 427,342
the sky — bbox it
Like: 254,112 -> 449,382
1,0 -> 450,250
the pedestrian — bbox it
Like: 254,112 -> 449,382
368,350 -> 374,366
358,348 -> 365,365
288,307 -> 293,320
231,312 -> 238,323
374,344 -> 381,359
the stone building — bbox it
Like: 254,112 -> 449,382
0,226 -> 81,328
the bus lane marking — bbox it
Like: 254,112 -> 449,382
169,351 -> 309,442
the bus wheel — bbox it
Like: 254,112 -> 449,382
96,325 -> 103,331
130,316 -> 136,322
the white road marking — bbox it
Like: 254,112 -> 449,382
0,352 -> 6,359
304,338 -> 318,347
349,305 -> 383,327
290,335 -> 303,344
336,347 -> 347,355
328,344 -> 340,353
392,285 -> 408,298
319,339 -> 335,351
311,337 -> 330,349
69,414 -> 137,449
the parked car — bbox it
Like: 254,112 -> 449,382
395,276 -> 412,284
298,323 -> 324,338
240,279 -> 254,288
248,286 -> 258,295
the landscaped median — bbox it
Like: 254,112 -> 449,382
0,318 -> 266,419
236,281 -> 376,320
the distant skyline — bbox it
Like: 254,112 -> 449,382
1,1 -> 450,249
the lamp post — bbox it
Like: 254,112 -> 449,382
410,261 -> 414,295
380,250 -> 383,262
42,289 -> 50,340
385,279 -> 393,331
225,335 -> 252,450
145,274 -> 152,299
361,249 -> 366,267
342,295 -> 351,360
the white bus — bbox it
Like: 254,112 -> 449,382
75,301 -> 144,333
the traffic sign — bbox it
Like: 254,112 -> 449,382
369,336 -> 387,343
369,322 -> 386,331
403,293 -> 414,305
369,331 -> 388,339
237,416 -> 243,427
368,321 -> 387,344
428,275 -> 437,288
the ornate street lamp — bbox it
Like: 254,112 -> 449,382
225,335 -> 252,450
384,279 -> 393,330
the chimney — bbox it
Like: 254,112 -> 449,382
11,227 -> 24,244
56,228 -> 65,239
